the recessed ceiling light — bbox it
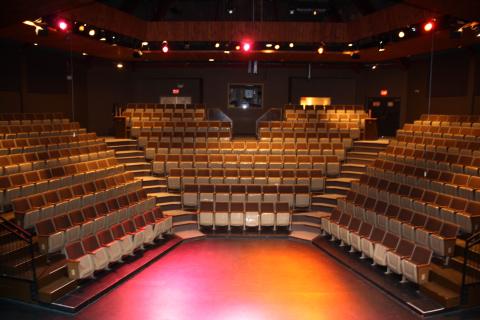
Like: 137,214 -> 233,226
116,62 -> 123,69
78,25 -> 85,32
266,43 -> 272,48
398,31 -> 405,38
88,29 -> 95,36
289,42 -> 294,48
214,42 -> 220,48
313,10 -> 317,16
348,43 -> 353,47
317,46 -> 324,54
274,44 -> 280,50
33,42 -> 38,46
82,52 -> 87,56
208,58 -> 215,62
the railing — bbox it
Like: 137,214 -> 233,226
207,108 -> 233,137
255,108 -> 283,138
461,230 -> 480,305
0,217 -> 38,300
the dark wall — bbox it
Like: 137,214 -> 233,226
1,40 -> 479,136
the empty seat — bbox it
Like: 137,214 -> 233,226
373,232 -> 400,267
401,245 -> 433,284
81,234 -> 110,271
64,241 -> 95,279
35,218 -> 65,253
198,201 -> 214,228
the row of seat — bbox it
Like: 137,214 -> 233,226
126,113 -> 205,122
123,103 -> 205,110
335,191 -> 460,260
284,113 -> 368,122
259,121 -> 361,131
0,133 -> 102,155
154,154 -> 339,176
368,159 -> 480,201
419,114 -> 480,123
12,172 -> 143,228
363,163 -> 480,233
0,145 -> 113,176
397,124 -> 480,141
167,168 -> 326,191
198,201 -> 291,231
131,122 -> 232,138
322,209 -> 433,284
379,146 -> 480,176
0,123 -> 83,138
65,210 -> 171,280
413,120 -> 480,128
0,157 -> 124,208
139,132 -> 232,147
284,104 -> 364,112
182,184 -> 310,208
393,136 -> 480,153
0,112 -> 68,121
259,131 -> 354,144
145,141 -> 346,160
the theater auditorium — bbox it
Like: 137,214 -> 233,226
0,1 -> 479,319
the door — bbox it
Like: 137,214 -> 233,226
366,97 -> 401,137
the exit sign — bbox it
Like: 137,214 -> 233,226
380,89 -> 388,96
172,88 -> 180,95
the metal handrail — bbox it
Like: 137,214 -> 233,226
461,230 -> 480,304
255,108 -> 283,138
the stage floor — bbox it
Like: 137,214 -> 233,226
1,238 -> 428,320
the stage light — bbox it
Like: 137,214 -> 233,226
477,32 -> 480,37
398,30 -> 405,38
371,65 -> 377,70
274,44 -> 280,50
289,9 -> 295,15
116,63 -> 123,69
266,43 -> 272,48
317,46 -> 324,54
313,10 -> 317,16
133,50 -> 143,58
411,26 -> 416,32
242,41 -> 252,52
215,42 -> 220,48
289,42 -> 294,48
58,20 -> 68,31
235,45 -> 240,50
162,41 -> 169,53
78,25 -> 85,32
208,58 -> 215,62
89,29 -> 96,36
228,9 -> 234,14
423,21 -> 434,32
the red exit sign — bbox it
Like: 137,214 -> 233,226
172,88 -> 180,95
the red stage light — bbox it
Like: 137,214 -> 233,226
423,21 -> 434,32
241,41 -> 252,52
58,20 -> 68,31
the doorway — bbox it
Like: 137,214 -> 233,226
366,97 -> 401,137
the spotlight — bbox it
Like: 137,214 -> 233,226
289,42 -> 294,48
208,58 -> 215,62
224,50 -> 230,54
215,42 -> 220,48
58,20 -> 68,31
82,52 -> 88,56
317,46 -> 324,54
116,63 -> 124,69
274,44 -> 280,50
371,65 -> 377,70
266,43 -> 272,48
242,41 -> 252,52
162,41 -> 169,53
313,10 -> 317,16
348,43 -> 353,47
477,32 -> 480,37
398,31 -> 405,38
88,29 -> 96,36
378,41 -> 385,52
423,21 -> 434,32
228,8 -> 234,14
33,42 -> 38,46
78,25 -> 85,32
411,26 -> 416,32
100,37 -> 106,41
235,45 -> 240,50
289,9 -> 295,15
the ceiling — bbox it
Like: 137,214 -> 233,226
0,0 -> 478,64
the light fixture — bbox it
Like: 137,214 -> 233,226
78,25 -> 85,32
228,9 -> 234,14
378,41 -> 385,52
477,32 -> 480,37
411,26 -> 416,32
289,9 -> 295,15
289,42 -> 294,48
57,20 -> 68,31
116,62 -> 124,69
317,46 -> 324,54
371,65 -> 377,70
398,30 -> 405,38
242,41 -> 252,52
100,37 -> 106,41
88,29 -> 96,36
274,44 -> 280,50
141,41 -> 149,47
224,50 -> 230,54
214,42 -> 220,48
423,21 -> 435,32
208,58 -> 215,62
33,42 -> 38,46
162,41 -> 169,53
82,52 -> 88,56
348,43 -> 353,47
235,45 -> 240,50
313,10 -> 317,16
133,50 -> 143,58
266,43 -> 272,48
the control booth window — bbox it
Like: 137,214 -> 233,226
228,84 -> 263,109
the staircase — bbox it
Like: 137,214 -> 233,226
291,139 -> 390,242
106,138 -> 205,241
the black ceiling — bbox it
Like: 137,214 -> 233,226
99,0 -> 401,22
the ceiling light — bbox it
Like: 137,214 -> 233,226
317,46 -> 324,54
78,25 -> 85,32
88,29 -> 95,36
141,41 -> 148,47
289,9 -> 295,15
214,42 -> 220,48
348,43 -> 353,47
289,42 -> 294,48
378,41 -> 385,52
116,63 -> 123,69
477,32 -> 480,37
82,52 -> 88,56
235,45 -> 240,50
228,9 -> 234,14
274,44 -> 280,50
58,20 -> 68,31
398,31 -> 405,38
313,10 -> 317,16
371,65 -> 377,70
224,50 -> 230,54
423,21 -> 434,32
266,43 -> 272,48
162,41 -> 169,53
33,42 -> 38,46
208,58 -> 215,62
100,37 -> 106,41
411,26 -> 416,32
133,50 -> 143,58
